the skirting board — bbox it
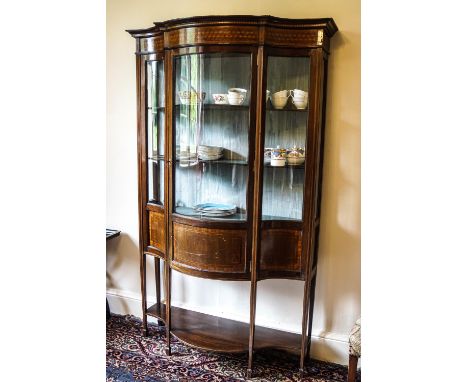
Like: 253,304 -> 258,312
106,288 -> 350,365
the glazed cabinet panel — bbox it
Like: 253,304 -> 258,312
172,52 -> 253,222
147,59 -> 165,206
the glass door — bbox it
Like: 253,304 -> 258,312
173,52 -> 252,220
262,56 -> 310,221
147,60 -> 165,205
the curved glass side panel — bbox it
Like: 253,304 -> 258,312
173,53 -> 252,221
147,60 -> 165,205
262,56 -> 310,221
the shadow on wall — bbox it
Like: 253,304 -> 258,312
314,28 -> 361,337
107,233 -> 140,312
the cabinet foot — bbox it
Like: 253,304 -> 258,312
165,347 -> 171,356
141,328 -> 148,337
246,368 -> 253,379
299,368 -> 305,379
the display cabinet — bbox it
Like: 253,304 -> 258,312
127,15 -> 337,378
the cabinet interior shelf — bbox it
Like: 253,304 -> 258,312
148,157 -> 304,169
148,106 -> 165,113
147,302 -> 301,354
174,104 -> 249,111
174,206 -> 246,221
264,163 -> 305,169
266,106 -> 308,112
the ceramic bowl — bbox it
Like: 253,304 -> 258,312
271,157 -> 286,167
287,156 -> 305,165
212,94 -> 229,104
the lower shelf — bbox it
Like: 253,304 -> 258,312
147,302 -> 302,354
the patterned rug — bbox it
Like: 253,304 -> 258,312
106,314 -> 359,382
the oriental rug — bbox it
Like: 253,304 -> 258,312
106,314 -> 359,382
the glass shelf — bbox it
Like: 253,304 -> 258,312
175,206 -> 246,221
264,163 -> 305,169
266,105 -> 308,112
148,106 -> 166,113
262,214 -> 302,222
176,159 -> 248,166
174,104 -> 249,111
148,155 -> 165,161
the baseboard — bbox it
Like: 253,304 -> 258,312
106,288 -> 350,365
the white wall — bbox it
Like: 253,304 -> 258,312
107,0 -> 360,365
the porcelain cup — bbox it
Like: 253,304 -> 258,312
271,95 -> 288,109
292,96 -> 308,109
290,89 -> 308,98
227,88 -> 247,105
228,94 -> 245,105
273,90 -> 289,98
228,88 -> 247,97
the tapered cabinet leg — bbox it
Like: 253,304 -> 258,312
154,257 -> 163,326
164,261 -> 172,355
300,270 -> 316,373
247,280 -> 258,379
348,354 -> 358,382
306,274 -> 317,359
140,253 -> 148,337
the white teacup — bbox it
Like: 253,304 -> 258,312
228,88 -> 247,105
292,97 -> 308,109
290,89 -> 308,98
228,95 -> 245,105
228,88 -> 247,97
273,90 -> 289,98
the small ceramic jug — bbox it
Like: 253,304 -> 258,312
271,145 -> 287,167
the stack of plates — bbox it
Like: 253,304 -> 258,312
198,145 -> 223,161
176,151 -> 198,167
176,151 -> 197,161
193,203 -> 237,217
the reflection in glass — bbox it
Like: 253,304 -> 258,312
173,53 -> 252,220
262,56 -> 310,221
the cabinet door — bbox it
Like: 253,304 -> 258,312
172,52 -> 252,221
147,60 -> 165,205
262,56 -> 311,222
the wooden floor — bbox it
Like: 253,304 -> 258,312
147,302 -> 302,353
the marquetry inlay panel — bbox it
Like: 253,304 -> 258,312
264,28 -> 323,48
164,25 -> 259,48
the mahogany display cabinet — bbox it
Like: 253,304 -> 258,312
127,15 -> 337,378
